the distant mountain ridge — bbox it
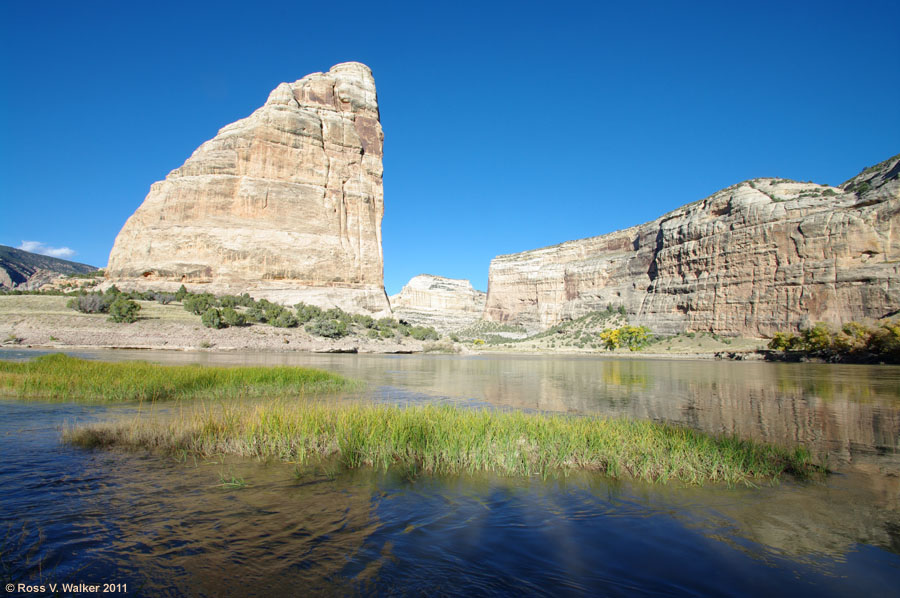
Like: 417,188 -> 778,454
0,245 -> 97,288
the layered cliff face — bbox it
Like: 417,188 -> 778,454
106,62 -> 389,314
389,274 -> 486,332
484,154 -> 900,336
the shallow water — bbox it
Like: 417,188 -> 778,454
2,348 -> 899,596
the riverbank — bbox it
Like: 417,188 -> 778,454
1,295 -> 770,359
0,295 -> 429,354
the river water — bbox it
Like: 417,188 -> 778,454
1,349 -> 898,596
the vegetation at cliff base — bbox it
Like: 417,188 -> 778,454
0,354 -> 357,402
768,320 -> 900,363
65,399 -> 823,486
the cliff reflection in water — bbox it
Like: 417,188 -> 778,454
357,356 -> 900,473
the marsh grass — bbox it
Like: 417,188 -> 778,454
66,400 -> 823,486
0,354 -> 358,402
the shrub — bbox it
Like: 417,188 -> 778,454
245,306 -> 266,323
767,320 -> 900,362
306,318 -> 348,338
184,294 -> 217,315
599,326 -> 651,351
295,303 -> 323,323
201,308 -> 225,329
67,293 -> 114,314
768,332 -> 800,351
175,285 -> 189,301
352,313 -> 375,328
367,329 -> 380,339
222,307 -> 247,327
271,310 -> 298,328
108,298 -> 140,323
156,293 -> 175,305
408,326 -> 439,341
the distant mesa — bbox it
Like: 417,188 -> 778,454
106,62 -> 390,315
390,274 -> 486,333
484,153 -> 900,336
0,245 -> 97,290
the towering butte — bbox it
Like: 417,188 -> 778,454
106,62 -> 389,314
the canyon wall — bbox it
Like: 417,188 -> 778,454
389,274 -> 486,332
106,62 -> 390,314
484,154 -> 900,336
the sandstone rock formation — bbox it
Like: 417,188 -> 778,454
106,62 -> 389,314
389,274 -> 486,332
484,153 -> 900,336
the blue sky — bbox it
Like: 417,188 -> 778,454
2,1 -> 898,294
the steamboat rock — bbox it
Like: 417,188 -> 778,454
484,153 -> 900,336
106,62 -> 390,314
389,274 -> 486,332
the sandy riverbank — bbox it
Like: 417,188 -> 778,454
1,295 -> 767,359
0,296 -> 428,354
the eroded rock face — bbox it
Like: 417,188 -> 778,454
389,274 -> 486,332
106,62 -> 390,314
484,154 -> 900,336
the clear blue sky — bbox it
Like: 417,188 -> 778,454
2,1 -> 898,294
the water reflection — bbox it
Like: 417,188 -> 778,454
14,349 -> 897,472
2,349 -> 900,595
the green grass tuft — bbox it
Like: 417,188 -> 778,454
65,400 -> 824,486
0,354 -> 358,402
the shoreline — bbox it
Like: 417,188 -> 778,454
1,295 -> 771,361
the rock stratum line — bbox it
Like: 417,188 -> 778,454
484,154 -> 900,336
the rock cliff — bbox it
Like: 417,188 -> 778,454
389,274 -> 486,332
106,62 -> 389,314
484,153 -> 900,336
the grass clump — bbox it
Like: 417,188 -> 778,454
65,401 -> 824,486
0,354 -> 358,402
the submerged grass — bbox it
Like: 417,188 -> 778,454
0,354 -> 358,402
65,400 -> 823,486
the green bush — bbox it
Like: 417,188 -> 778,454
271,310 -> 298,328
408,326 -> 439,341
108,298 -> 140,323
306,318 -> 348,338
201,308 -> 225,329
222,307 -> 247,327
352,313 -> 375,328
245,306 -> 266,323
175,285 -> 189,301
295,303 -> 323,323
184,294 -> 217,315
